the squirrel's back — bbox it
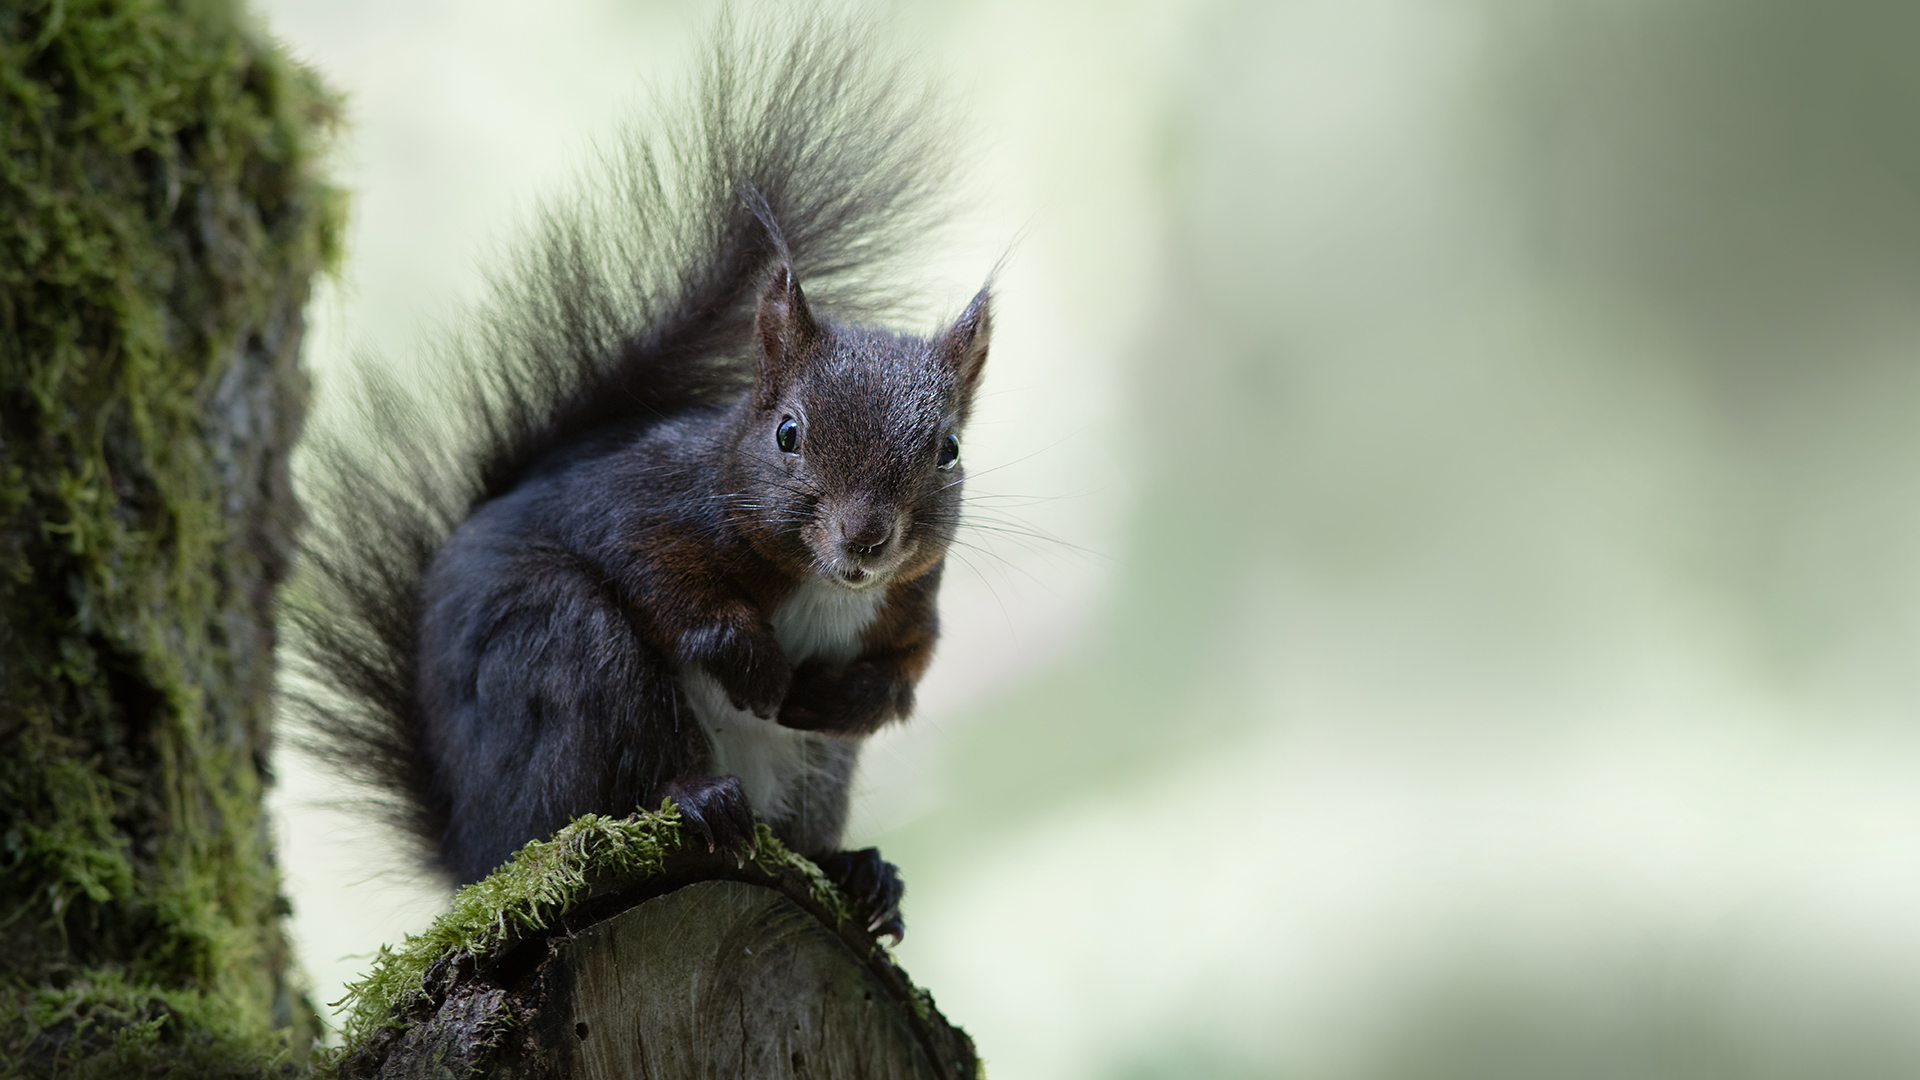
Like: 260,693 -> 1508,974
288,9 -> 970,869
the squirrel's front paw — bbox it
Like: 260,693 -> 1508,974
681,621 -> 790,718
778,659 -> 903,735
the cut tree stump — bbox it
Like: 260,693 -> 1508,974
330,813 -> 978,1080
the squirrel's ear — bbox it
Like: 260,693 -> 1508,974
754,264 -> 820,409
937,286 -> 991,413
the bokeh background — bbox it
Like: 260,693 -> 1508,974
259,0 -> 1920,1076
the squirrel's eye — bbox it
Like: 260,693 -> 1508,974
936,433 -> 960,471
776,417 -> 800,455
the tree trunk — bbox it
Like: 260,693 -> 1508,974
0,0 -> 340,1074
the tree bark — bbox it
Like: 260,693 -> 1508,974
0,0 -> 340,1073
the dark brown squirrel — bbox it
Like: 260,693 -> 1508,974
290,13 -> 988,940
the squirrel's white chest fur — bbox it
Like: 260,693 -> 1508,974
680,578 -> 884,820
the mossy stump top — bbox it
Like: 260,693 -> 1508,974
327,810 -> 979,1080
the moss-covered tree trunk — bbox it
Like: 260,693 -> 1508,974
0,0 -> 340,1074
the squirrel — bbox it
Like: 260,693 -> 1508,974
289,11 -> 988,941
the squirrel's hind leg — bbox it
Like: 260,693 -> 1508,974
816,848 -> 906,944
763,739 -> 907,940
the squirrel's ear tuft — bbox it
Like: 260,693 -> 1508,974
754,264 -> 820,409
937,285 -> 991,413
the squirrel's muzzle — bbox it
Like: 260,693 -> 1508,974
822,497 -> 910,576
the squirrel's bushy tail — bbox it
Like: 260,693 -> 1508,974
285,8 -> 965,862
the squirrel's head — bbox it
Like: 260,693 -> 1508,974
728,264 -> 990,592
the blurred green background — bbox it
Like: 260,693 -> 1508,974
260,0 -> 1920,1076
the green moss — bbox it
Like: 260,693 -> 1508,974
0,0 -> 342,1073
0,971 -> 302,1079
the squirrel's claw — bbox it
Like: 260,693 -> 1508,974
658,774 -> 756,853
869,911 -> 905,947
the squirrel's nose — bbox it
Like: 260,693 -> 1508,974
842,522 -> 893,558
836,508 -> 896,559
826,496 -> 904,563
